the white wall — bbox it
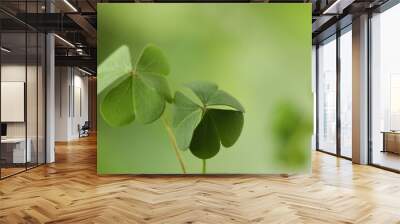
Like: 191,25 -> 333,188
1,65 -> 39,137
1,63 -> 46,164
1,82 -> 25,122
72,73 -> 89,138
55,67 -> 70,141
1,65 -> 26,140
55,67 -> 89,141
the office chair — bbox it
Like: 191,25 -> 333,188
79,121 -> 90,138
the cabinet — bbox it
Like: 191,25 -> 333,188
382,132 -> 400,154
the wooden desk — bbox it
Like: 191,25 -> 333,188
1,138 -> 31,163
382,131 -> 400,154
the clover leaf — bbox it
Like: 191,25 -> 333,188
172,92 -> 203,152
185,81 -> 245,112
173,81 -> 245,161
98,44 -> 172,127
99,46 -> 246,174
190,109 -> 244,160
98,45 -> 132,95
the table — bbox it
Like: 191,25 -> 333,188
381,131 -> 400,154
1,138 -> 31,163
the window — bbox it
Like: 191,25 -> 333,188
317,36 -> 337,154
339,28 -> 352,158
370,3 -> 400,171
0,2 -> 46,179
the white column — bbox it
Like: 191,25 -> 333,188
45,0 -> 56,163
46,32 -> 55,163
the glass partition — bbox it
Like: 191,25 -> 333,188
27,30 -> 38,169
371,4 -> 400,171
38,32 -> 45,165
339,27 -> 352,158
0,4 -> 46,179
1,30 -> 28,177
317,35 -> 337,154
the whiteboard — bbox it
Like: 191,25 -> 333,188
1,82 -> 25,122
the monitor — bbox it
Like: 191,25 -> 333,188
1,123 -> 7,137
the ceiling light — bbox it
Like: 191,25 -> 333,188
1,47 -> 11,53
322,0 -> 354,15
323,0 -> 343,14
78,67 -> 93,76
63,0 -> 78,12
54,34 -> 75,48
76,48 -> 86,56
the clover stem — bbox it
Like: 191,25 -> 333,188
202,160 -> 206,174
161,116 -> 187,174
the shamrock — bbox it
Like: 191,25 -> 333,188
98,45 -> 246,174
98,44 -> 172,127
172,81 -> 245,168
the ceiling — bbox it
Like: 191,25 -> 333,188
0,0 -> 392,73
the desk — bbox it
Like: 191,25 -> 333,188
1,138 -> 31,163
382,131 -> 400,154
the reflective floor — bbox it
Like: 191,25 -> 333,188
0,135 -> 399,223
372,150 -> 400,171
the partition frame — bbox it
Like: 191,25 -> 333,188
367,0 -> 400,173
0,0 -> 47,180
316,0 -> 400,173
315,24 -> 353,161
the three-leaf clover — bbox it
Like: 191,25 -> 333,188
98,45 -> 247,174
172,81 -> 245,161
98,45 -> 172,127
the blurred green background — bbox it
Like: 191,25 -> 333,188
97,3 -> 312,174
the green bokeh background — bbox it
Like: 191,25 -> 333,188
97,3 -> 312,174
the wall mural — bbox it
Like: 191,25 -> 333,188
97,3 -> 312,174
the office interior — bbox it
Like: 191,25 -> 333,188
314,1 -> 400,172
0,0 -> 400,222
0,8 -> 46,178
0,0 -> 398,177
0,0 -> 97,179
